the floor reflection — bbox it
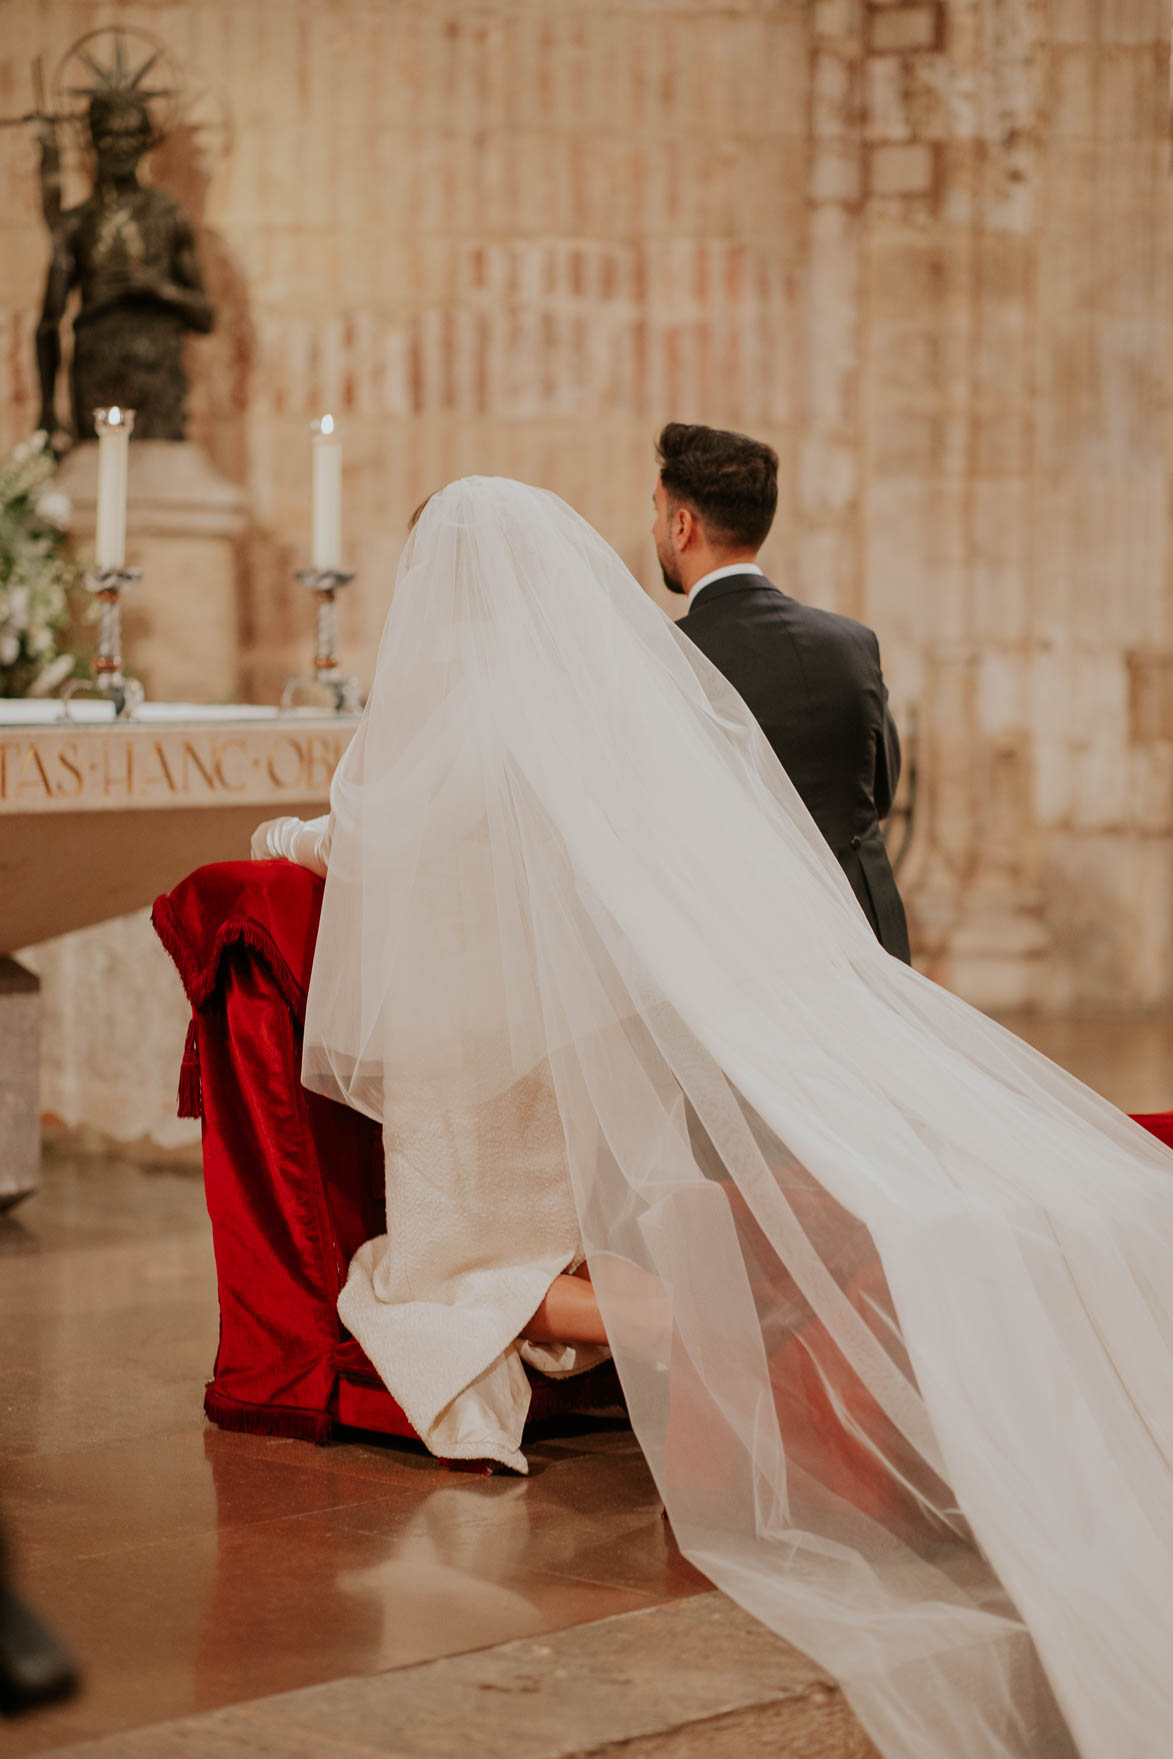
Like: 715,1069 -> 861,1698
3,1009 -> 1169,1751
0,1154 -> 698,1754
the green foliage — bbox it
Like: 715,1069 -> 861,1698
0,431 -> 86,699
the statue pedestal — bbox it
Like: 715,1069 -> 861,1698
0,958 -> 40,1207
911,878 -> 1051,1012
57,441 -> 247,700
944,892 -> 1051,1013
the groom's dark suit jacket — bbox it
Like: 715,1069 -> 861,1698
681,572 -> 911,963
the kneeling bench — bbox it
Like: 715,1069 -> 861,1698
153,860 -> 622,1457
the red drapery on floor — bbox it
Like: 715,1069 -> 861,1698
152,861 -> 621,1456
1130,1111 -> 1173,1150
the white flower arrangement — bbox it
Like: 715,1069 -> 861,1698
0,431 -> 84,697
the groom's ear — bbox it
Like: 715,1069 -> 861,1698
675,503 -> 699,550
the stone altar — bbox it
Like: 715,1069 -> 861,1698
1,701 -> 356,1196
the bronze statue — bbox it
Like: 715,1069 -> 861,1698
36,64 -> 214,445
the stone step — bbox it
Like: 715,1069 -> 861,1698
35,1592 -> 877,1759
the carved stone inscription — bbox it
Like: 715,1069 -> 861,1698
0,722 -> 354,815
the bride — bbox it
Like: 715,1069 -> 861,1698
253,477 -> 1173,1759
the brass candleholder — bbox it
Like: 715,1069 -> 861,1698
59,564 -> 144,721
281,567 -> 362,714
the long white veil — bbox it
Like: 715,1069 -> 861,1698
304,477 -> 1173,1759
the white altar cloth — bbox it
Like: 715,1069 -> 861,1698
0,701 -> 284,724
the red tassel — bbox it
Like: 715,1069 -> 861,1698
177,1017 -> 203,1119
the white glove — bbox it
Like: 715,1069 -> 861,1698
250,816 -> 295,861
249,814 -> 332,876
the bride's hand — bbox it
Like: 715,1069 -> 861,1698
250,817 -> 295,861
250,814 -> 332,875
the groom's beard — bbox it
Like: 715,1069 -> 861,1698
659,556 -> 686,595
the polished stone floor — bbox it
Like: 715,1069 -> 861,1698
0,1158 -> 702,1754
3,1009 -> 1170,1753
993,1008 -> 1173,1115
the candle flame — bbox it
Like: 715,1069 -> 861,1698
319,413 -> 335,437
109,406 -> 123,426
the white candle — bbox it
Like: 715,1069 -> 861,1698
94,405 -> 134,570
311,414 -> 343,572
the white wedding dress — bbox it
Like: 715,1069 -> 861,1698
257,478 -> 1173,1759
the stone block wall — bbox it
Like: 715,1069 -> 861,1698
1,0 -> 1170,1014
852,0 -> 1172,1008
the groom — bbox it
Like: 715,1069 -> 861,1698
653,422 -> 911,963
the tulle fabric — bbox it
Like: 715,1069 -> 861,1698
303,477 -> 1173,1758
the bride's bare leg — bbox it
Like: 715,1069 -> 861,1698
523,1272 -> 608,1346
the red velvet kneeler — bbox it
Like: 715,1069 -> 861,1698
152,860 -> 621,1455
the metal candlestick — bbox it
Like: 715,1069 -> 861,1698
60,565 -> 145,721
281,567 -> 362,714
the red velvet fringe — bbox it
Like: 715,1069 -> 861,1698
203,1385 -> 334,1445
151,896 -> 309,1022
154,891 -> 314,1122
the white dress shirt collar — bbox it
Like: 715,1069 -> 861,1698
687,561 -> 764,607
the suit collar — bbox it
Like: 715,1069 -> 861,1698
688,561 -> 765,603
682,572 -> 777,615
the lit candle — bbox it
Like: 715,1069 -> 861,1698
94,405 -> 135,569
311,414 -> 342,572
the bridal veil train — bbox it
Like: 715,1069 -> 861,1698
302,477 -> 1173,1759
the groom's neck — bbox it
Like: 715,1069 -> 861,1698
680,547 -> 760,595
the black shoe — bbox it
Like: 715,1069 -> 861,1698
0,1583 -> 80,1718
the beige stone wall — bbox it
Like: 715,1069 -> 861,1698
1,0 -> 1170,1012
850,0 -> 1173,1009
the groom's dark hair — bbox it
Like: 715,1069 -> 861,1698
656,423 -> 778,550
